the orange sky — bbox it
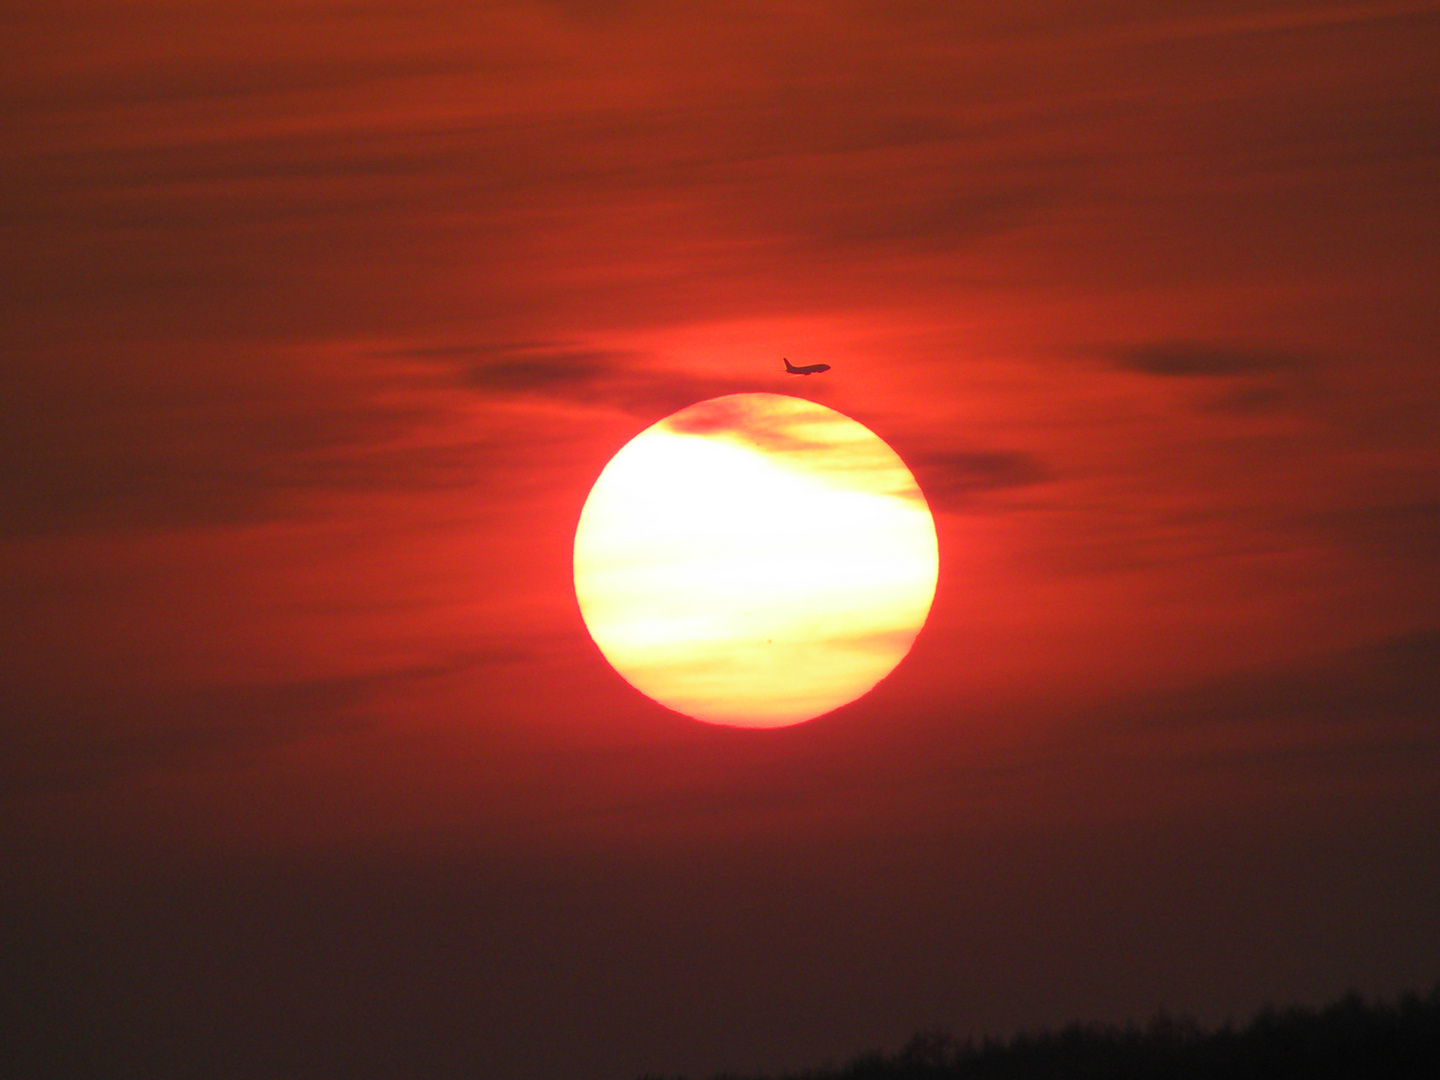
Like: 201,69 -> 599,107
5,3 -> 1440,1079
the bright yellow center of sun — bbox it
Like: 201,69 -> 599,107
573,393 -> 938,728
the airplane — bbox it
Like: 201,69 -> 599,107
783,357 -> 830,375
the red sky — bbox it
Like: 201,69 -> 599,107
5,2 -> 1440,1078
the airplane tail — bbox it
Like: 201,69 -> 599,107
783,358 -> 797,372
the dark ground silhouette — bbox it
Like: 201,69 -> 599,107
643,985 -> 1440,1080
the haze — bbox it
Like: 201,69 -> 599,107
4,3 -> 1438,1079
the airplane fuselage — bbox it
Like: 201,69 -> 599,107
784,358 -> 830,375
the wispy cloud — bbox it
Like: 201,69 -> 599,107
1115,343 -> 1310,378
0,343 -> 491,536
1100,628 -> 1440,780
453,343 -> 766,419
2,650 -> 527,793
910,449 -> 1051,512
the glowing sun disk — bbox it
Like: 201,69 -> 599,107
573,394 -> 938,727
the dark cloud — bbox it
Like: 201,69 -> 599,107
1310,499 -> 1440,565
455,344 -> 770,420
1114,628 -> 1440,759
0,347 -> 478,537
2,679 -> 368,793
1,650 -> 527,793
461,348 -> 621,392
910,449 -> 1051,511
1116,342 -> 1310,378
1196,382 -> 1296,414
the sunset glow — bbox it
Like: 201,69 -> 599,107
9,3 -> 1440,1077
574,394 -> 938,727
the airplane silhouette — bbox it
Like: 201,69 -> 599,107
784,357 -> 830,375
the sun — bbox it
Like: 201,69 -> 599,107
573,393 -> 938,728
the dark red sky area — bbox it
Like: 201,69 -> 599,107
5,2 -> 1439,1078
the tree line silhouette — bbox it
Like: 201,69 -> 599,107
643,984 -> 1440,1080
